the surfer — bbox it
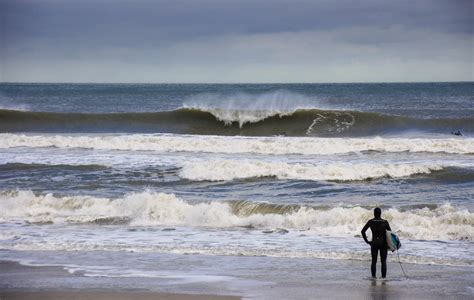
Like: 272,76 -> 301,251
451,130 -> 462,136
361,207 -> 392,279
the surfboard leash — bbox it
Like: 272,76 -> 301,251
396,249 -> 408,279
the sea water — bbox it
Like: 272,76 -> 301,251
0,83 -> 473,287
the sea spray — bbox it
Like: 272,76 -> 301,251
183,90 -> 321,127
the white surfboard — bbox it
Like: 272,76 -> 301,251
386,230 -> 401,252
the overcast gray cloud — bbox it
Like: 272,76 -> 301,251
1,0 -> 472,82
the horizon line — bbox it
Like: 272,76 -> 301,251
1,80 -> 473,85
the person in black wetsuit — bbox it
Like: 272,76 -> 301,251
361,207 -> 391,278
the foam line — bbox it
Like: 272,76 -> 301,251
1,134 -> 473,155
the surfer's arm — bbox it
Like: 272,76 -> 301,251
386,220 -> 392,231
361,221 -> 371,244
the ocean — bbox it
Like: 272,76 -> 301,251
0,82 -> 473,297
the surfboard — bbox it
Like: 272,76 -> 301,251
386,230 -> 401,252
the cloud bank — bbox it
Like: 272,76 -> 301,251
1,0 -> 472,83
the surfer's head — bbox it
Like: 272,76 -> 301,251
374,207 -> 381,218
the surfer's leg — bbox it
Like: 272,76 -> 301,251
370,244 -> 378,278
380,247 -> 388,278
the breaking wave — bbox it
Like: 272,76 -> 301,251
0,107 -> 471,136
0,190 -> 472,241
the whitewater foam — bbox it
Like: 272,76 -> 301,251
179,159 -> 446,181
1,133 -> 473,155
1,190 -> 472,241
306,112 -> 355,135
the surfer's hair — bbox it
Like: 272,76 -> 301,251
374,207 -> 381,218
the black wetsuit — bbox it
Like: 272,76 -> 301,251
361,218 -> 391,278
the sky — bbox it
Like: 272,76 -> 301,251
0,0 -> 472,83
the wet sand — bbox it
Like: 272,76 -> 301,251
0,290 -> 239,300
1,255 -> 473,300
0,261 -> 240,300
